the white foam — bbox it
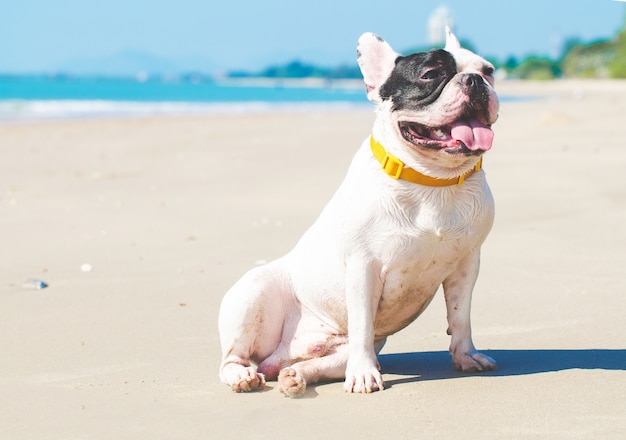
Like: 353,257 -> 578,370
0,99 -> 370,122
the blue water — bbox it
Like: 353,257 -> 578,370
0,75 -> 369,120
1,75 -> 369,102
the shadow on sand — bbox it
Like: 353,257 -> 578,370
378,349 -> 626,387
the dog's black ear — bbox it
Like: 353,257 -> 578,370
357,33 -> 399,103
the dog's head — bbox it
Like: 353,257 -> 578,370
358,28 -> 499,175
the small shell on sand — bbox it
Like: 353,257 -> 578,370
22,279 -> 48,290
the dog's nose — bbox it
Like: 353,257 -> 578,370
461,73 -> 488,99
462,73 -> 482,90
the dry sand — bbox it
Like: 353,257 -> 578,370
1,80 -> 625,439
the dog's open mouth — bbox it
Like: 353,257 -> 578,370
399,119 -> 494,155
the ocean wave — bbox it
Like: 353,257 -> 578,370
0,99 -> 370,121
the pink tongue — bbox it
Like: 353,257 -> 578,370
450,119 -> 494,151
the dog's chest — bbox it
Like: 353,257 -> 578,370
372,192 -> 489,337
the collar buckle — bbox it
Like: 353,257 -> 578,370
381,151 -> 404,179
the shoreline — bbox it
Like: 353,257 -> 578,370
0,99 -> 372,123
2,78 -> 626,123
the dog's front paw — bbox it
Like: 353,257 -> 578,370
452,351 -> 497,372
278,367 -> 306,397
221,365 -> 266,392
343,365 -> 385,393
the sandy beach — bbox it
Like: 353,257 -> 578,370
1,79 -> 625,439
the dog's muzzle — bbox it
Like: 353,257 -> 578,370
399,118 -> 494,155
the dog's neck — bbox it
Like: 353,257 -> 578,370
369,136 -> 482,187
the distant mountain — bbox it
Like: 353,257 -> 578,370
61,49 -> 215,76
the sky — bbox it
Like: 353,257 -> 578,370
1,0 -> 625,75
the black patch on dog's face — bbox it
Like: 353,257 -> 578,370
379,49 -> 457,111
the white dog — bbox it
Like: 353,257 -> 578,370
218,28 -> 499,397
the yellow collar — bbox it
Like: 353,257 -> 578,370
370,136 -> 483,187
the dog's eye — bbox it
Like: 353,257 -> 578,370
482,66 -> 494,77
421,69 -> 441,80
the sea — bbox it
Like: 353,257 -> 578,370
0,74 -> 370,121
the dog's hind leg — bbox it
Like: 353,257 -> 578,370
277,337 -> 387,397
277,342 -> 350,397
218,263 -> 292,392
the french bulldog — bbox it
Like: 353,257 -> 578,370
218,27 -> 499,397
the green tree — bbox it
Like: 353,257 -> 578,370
260,60 -> 325,78
512,57 -> 560,80
561,40 -> 614,77
608,29 -> 626,78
